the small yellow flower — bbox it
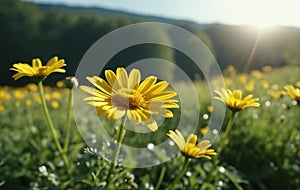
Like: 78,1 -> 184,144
13,89 -> 26,100
56,80 -> 65,88
223,65 -> 237,77
239,74 -> 248,84
167,129 -> 217,159
268,90 -> 285,99
52,92 -> 61,100
25,99 -> 32,107
271,84 -> 279,90
245,80 -> 255,92
225,78 -> 232,86
0,104 -> 5,112
33,94 -> 41,104
250,70 -> 263,79
15,101 -> 21,107
44,93 -> 51,101
51,100 -> 59,109
26,83 -> 38,91
261,81 -> 270,90
214,88 -> 260,111
81,67 -> 179,132
296,81 -> 300,88
284,85 -> 300,104
262,66 -> 273,72
0,90 -> 11,101
200,126 -> 209,135
207,105 -> 213,112
10,56 -> 66,81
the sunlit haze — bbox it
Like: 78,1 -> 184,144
25,0 -> 300,28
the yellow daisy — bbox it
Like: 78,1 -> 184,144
214,88 -> 260,111
80,67 -> 179,132
167,129 -> 216,159
284,85 -> 300,104
10,56 -> 66,81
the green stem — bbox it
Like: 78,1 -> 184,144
63,88 -> 73,153
201,111 -> 237,187
38,82 -> 69,167
154,166 -> 166,190
166,156 -> 189,190
106,115 -> 127,186
218,111 -> 236,154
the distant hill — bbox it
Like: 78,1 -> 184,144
35,3 -> 207,28
1,0 -> 300,86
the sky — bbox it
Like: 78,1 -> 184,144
25,0 -> 300,28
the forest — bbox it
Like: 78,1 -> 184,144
1,0 -> 300,86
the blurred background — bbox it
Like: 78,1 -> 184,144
1,0 -> 300,86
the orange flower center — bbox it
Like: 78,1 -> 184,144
111,89 -> 146,110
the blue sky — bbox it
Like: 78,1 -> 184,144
25,0 -> 300,28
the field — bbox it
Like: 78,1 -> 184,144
0,65 -> 300,190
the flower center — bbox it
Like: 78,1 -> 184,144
111,89 -> 146,110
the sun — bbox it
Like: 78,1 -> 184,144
229,0 -> 300,29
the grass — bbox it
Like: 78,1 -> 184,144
0,65 -> 299,189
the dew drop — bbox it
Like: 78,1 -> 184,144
265,101 -> 271,107
203,114 -> 209,120
212,129 -> 218,135
186,171 -> 192,177
219,166 -> 225,173
147,143 -> 155,150
169,140 -> 175,146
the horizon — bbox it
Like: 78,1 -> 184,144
24,0 -> 300,29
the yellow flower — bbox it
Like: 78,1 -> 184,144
80,68 -> 179,132
0,90 -> 11,101
225,78 -> 232,86
25,99 -> 32,107
52,92 -> 61,100
245,80 -> 255,92
214,88 -> 260,111
268,90 -> 285,99
200,126 -> 209,135
296,81 -> 300,88
238,74 -> 248,84
15,101 -> 21,107
44,93 -> 51,101
26,83 -> 38,91
250,70 -> 263,79
167,130 -> 216,159
13,89 -> 26,100
10,56 -> 66,81
207,105 -> 213,113
261,81 -> 270,90
284,85 -> 300,104
56,80 -> 64,88
262,66 -> 273,72
271,84 -> 279,90
0,104 -> 5,112
51,101 -> 59,109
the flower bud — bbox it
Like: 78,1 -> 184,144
64,76 -> 78,89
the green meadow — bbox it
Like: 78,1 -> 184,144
1,66 -> 299,189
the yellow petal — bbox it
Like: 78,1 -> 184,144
138,76 -> 157,93
128,69 -> 141,89
32,58 -> 42,68
144,118 -> 158,132
116,68 -> 128,88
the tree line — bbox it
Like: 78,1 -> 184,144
1,0 -> 299,86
